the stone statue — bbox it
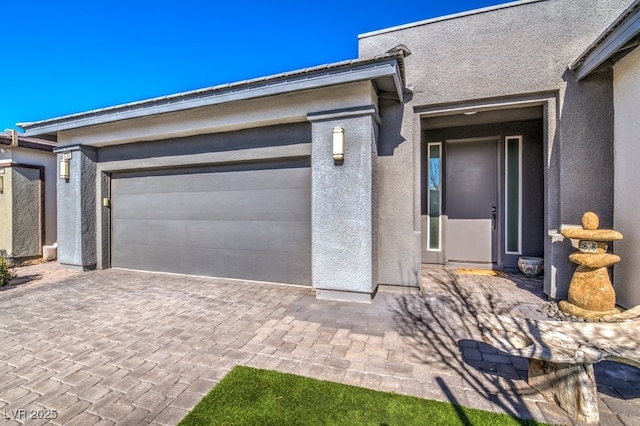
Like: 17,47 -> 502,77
559,212 -> 623,320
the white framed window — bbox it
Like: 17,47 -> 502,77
505,136 -> 522,255
427,142 -> 442,251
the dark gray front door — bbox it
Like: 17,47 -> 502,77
445,139 -> 498,264
111,160 -> 311,285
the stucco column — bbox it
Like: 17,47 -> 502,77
54,145 -> 97,271
309,107 -> 379,302
547,71 -> 615,300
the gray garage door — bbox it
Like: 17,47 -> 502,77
110,159 -> 311,285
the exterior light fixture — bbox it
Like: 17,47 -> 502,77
59,159 -> 70,180
59,152 -> 72,180
332,127 -> 344,162
0,176 -> 3,194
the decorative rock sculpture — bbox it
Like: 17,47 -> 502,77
559,212 -> 623,320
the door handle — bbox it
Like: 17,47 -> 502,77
491,207 -> 497,230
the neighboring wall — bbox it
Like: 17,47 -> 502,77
613,46 -> 640,308
11,167 -> 42,257
358,0 -> 629,295
0,146 -> 56,258
0,168 -> 11,255
10,148 -> 57,246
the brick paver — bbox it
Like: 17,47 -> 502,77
0,262 -> 638,425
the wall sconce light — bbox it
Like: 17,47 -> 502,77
0,176 -> 3,194
332,127 -> 344,163
59,159 -> 70,180
59,152 -> 72,180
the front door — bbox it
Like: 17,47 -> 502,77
445,138 -> 498,264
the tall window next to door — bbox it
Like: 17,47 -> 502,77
427,142 -> 442,251
505,136 -> 522,254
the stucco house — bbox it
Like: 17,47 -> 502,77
18,0 -> 639,306
0,130 -> 57,259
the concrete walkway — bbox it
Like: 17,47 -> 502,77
0,263 -> 638,425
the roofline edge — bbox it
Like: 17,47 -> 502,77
571,0 -> 640,80
21,56 -> 404,138
358,0 -> 546,39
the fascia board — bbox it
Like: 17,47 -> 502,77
0,136 -> 54,152
576,11 -> 640,80
390,63 -> 404,103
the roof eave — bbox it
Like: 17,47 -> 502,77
0,135 -> 56,152
21,56 -> 404,138
571,0 -> 640,80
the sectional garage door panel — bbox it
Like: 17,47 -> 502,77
111,160 -> 311,285
113,219 -> 310,253
113,189 -> 310,222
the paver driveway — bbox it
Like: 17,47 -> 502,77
1,264 -> 639,425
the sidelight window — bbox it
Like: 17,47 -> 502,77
427,142 -> 442,251
505,136 -> 522,254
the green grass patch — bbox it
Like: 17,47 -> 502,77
179,366 -> 546,425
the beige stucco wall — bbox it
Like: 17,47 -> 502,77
613,46 -> 640,309
0,168 -> 12,255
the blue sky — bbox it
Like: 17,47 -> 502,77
1,0 -> 511,132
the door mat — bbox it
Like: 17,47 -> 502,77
456,268 -> 507,278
